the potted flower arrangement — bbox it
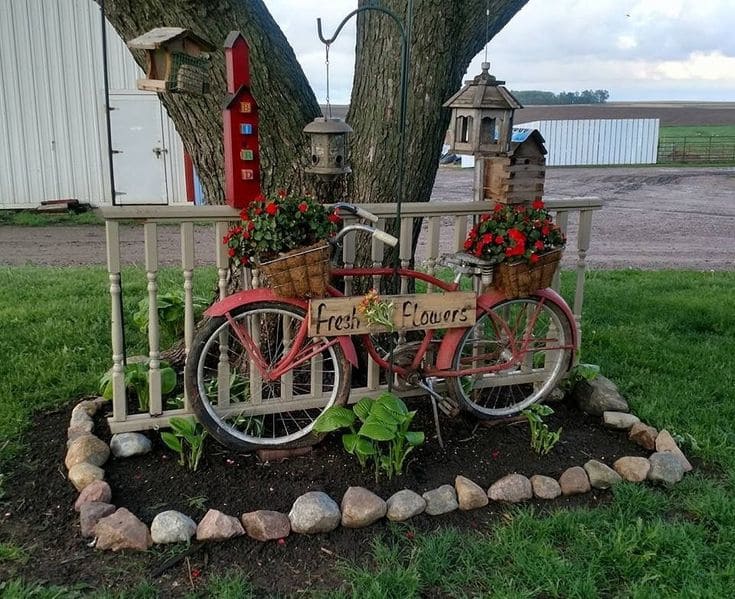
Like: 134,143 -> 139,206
223,190 -> 341,298
463,199 -> 565,297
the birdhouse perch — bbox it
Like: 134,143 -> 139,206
127,27 -> 215,95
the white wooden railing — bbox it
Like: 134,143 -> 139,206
100,197 -> 602,433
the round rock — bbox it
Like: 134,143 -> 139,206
95,508 -> 152,551
455,475 -> 489,510
603,411 -> 640,431
422,484 -> 458,515
613,456 -> 651,482
530,474 -> 561,499
341,487 -> 386,528
559,466 -> 591,496
572,375 -> 629,416
386,489 -> 426,522
289,491 -> 341,534
655,429 -> 693,472
74,480 -> 112,511
647,452 -> 685,485
628,422 -> 658,450
151,510 -> 197,544
110,433 -> 153,458
584,460 -> 622,489
68,463 -> 105,491
488,474 -> 532,503
80,502 -> 116,538
241,510 -> 291,541
196,509 -> 245,541
65,435 -> 110,470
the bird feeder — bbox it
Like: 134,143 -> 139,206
303,117 -> 353,179
127,27 -> 215,95
443,62 -> 522,156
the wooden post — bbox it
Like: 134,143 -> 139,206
105,221 -> 127,423
181,222 -> 195,412
144,223 -> 162,416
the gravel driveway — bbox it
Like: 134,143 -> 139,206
1,166 -> 733,270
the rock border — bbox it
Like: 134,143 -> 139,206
66,390 -> 694,551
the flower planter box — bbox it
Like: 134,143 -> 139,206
257,241 -> 331,298
493,249 -> 562,298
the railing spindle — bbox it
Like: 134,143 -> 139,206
426,216 -> 440,293
181,222 -> 195,412
105,221 -> 127,423
144,223 -> 162,416
215,221 -> 231,407
551,210 -> 569,292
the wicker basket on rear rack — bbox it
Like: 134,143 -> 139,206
256,241 -> 331,299
492,248 -> 562,299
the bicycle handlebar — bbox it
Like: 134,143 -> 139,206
334,223 -> 399,248
333,202 -> 379,223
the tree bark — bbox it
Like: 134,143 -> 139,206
100,0 -> 527,208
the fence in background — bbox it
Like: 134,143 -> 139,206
657,136 -> 735,164
100,197 -> 603,433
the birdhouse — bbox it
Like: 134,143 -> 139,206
127,27 -> 215,95
222,31 -> 261,208
443,62 -> 522,156
484,127 -> 547,205
303,117 -> 353,179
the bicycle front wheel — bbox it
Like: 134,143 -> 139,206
447,296 -> 574,419
185,301 -> 351,451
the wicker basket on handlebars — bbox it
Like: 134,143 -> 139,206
256,241 -> 331,299
492,249 -> 562,299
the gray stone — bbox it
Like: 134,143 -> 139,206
559,466 -> 591,496
74,480 -> 112,511
72,400 -> 99,418
288,492 -> 341,534
385,489 -> 426,522
546,386 -> 566,403
584,460 -> 622,489
80,502 -> 115,538
241,510 -> 291,541
455,475 -> 489,510
95,508 -> 152,551
68,463 -> 105,491
530,475 -> 562,499
423,484 -> 459,515
603,411 -> 640,431
69,409 -> 94,430
68,422 -> 94,437
341,487 -> 386,528
647,452 -> 685,485
196,509 -> 245,541
573,375 -> 629,417
629,422 -> 658,450
151,510 -> 197,544
65,435 -> 110,470
613,457 -> 651,482
655,430 -> 693,472
487,474 -> 533,503
110,433 -> 153,458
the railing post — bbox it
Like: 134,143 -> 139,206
181,222 -> 195,412
144,223 -> 162,416
214,221 -> 232,407
105,221 -> 127,423
426,216 -> 440,293
574,209 -> 594,329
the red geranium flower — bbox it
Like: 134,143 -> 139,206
277,189 -> 287,198
298,201 -> 309,213
464,238 -> 473,250
265,202 -> 278,216
530,253 -> 540,264
532,199 -> 545,210
495,235 -> 504,245
535,240 -> 544,250
328,211 -> 341,224
228,247 -> 235,257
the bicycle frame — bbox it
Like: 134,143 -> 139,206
204,267 -> 578,385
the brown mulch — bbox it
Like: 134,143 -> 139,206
0,398 -> 650,596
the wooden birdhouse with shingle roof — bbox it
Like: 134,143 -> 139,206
443,62 -> 522,156
484,127 -> 547,205
127,27 -> 215,95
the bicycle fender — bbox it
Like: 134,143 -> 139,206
435,288 -> 578,369
204,289 -> 358,366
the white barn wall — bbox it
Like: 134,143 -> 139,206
0,0 -> 186,209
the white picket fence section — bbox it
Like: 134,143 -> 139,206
100,198 -> 602,433
519,119 -> 660,166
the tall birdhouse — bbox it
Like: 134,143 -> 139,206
127,27 -> 214,95
443,63 -> 522,156
222,31 -> 261,209
484,127 -> 547,205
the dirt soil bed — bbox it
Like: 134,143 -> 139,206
0,398 -> 652,595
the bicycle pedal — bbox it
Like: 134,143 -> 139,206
437,397 -> 460,418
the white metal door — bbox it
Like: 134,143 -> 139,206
110,93 -> 169,205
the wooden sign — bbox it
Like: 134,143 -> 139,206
308,293 -> 476,337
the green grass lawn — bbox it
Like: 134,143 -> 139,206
659,124 -> 735,139
0,210 -> 104,226
1,267 -> 734,597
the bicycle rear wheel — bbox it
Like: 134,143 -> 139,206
184,301 -> 351,451
447,296 -> 574,419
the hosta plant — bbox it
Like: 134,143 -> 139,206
521,403 -> 562,456
161,416 -> 207,471
99,360 -> 176,412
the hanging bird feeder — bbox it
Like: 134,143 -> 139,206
303,116 -> 353,179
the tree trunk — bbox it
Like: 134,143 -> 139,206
100,0 -> 527,209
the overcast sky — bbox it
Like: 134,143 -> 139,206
265,0 -> 735,103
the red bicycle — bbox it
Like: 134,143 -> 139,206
184,204 -> 577,451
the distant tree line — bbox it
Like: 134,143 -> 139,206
511,89 -> 610,105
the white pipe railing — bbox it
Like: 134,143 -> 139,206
100,197 -> 602,433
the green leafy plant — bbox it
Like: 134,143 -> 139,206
521,403 -> 562,455
132,291 -> 208,347
223,191 -> 340,266
560,362 -> 601,392
99,360 -> 176,411
314,392 -> 424,480
161,416 -> 207,471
